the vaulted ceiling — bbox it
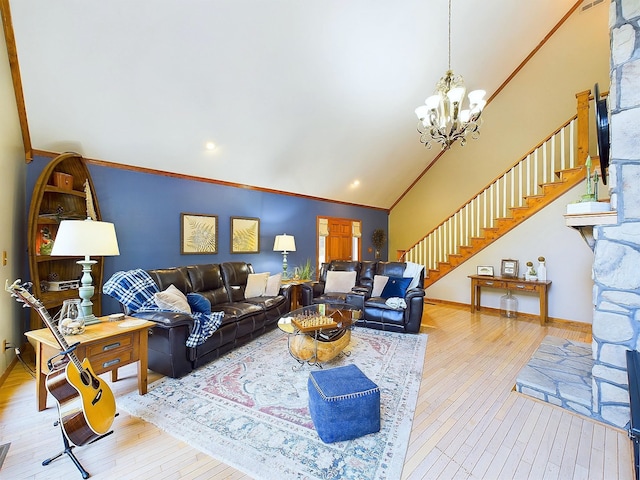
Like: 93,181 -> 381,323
8,0 -> 580,209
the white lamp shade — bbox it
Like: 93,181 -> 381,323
415,105 -> 429,121
468,89 -> 486,105
447,86 -> 466,104
273,234 -> 296,253
425,95 -> 441,110
50,219 -> 120,257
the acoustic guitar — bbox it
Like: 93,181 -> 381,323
6,280 -> 116,446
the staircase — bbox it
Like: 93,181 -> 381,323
401,91 -> 594,288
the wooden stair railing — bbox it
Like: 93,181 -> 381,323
400,91 -> 593,288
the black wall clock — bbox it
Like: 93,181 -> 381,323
594,83 -> 610,185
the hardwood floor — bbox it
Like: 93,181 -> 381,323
0,303 -> 633,479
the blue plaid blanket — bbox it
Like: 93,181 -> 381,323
104,269 -> 223,347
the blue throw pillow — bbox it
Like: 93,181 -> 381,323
187,293 -> 212,314
380,276 -> 412,299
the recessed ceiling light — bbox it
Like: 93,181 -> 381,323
205,142 -> 216,151
351,180 -> 360,188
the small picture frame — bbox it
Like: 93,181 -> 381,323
181,213 -> 218,254
501,259 -> 519,278
476,265 -> 494,276
231,216 -> 260,254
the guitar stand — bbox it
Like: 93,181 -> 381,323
42,415 -> 117,479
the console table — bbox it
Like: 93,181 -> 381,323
25,317 -> 154,412
468,275 -> 552,325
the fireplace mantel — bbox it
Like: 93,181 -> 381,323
564,211 -> 618,249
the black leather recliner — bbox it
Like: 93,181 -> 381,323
301,260 -> 425,334
358,261 -> 425,334
300,260 -> 369,305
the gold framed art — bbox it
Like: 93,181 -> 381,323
231,216 -> 260,254
181,213 -> 218,254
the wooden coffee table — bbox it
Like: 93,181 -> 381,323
25,317 -> 154,412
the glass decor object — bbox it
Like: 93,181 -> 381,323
58,298 -> 86,335
500,290 -> 518,319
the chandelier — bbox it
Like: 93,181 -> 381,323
415,0 -> 486,150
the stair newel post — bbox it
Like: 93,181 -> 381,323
576,89 -> 591,167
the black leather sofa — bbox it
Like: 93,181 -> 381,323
301,260 -> 425,334
115,262 -> 291,378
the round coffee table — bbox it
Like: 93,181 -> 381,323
277,304 -> 361,368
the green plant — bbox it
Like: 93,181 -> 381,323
293,258 -> 315,280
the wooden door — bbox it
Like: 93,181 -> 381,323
326,218 -> 354,262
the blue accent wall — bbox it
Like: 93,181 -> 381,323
26,155 -> 388,314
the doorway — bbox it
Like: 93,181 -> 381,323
317,217 -> 361,272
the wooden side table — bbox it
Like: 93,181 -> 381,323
468,275 -> 552,325
282,279 -> 310,310
25,317 -> 154,412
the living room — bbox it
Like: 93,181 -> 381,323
1,0 -> 639,478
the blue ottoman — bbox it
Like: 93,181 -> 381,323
307,364 -> 380,443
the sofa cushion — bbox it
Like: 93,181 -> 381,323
371,275 -> 389,297
187,292 -> 212,314
264,273 -> 282,296
155,284 -> 192,313
221,262 -> 254,303
380,276 -> 412,299
324,271 -> 357,294
187,264 -> 224,292
148,266 -> 192,293
245,272 -> 270,298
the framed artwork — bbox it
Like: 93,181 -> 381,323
181,213 -> 218,254
501,259 -> 518,278
476,265 -> 494,276
231,216 -> 260,254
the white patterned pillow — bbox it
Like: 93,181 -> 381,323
154,284 -> 191,313
263,273 -> 282,296
323,270 -> 357,294
371,275 -> 389,297
245,272 -> 270,298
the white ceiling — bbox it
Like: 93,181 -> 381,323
9,0 -> 578,209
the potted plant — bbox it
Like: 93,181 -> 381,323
293,258 -> 315,281
372,229 -> 387,260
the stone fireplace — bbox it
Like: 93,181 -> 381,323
591,0 -> 640,428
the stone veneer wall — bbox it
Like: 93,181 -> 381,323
591,0 -> 640,428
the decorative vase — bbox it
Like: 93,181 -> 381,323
500,290 -> 518,318
537,259 -> 547,281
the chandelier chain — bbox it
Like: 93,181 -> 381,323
448,0 -> 452,71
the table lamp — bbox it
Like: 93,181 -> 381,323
51,218 -> 120,324
273,234 -> 296,279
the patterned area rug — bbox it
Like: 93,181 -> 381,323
118,327 -> 428,480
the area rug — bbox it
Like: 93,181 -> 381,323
118,326 -> 428,480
